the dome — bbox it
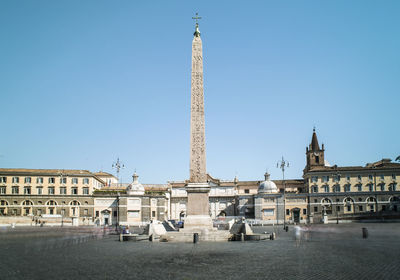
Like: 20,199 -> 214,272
258,172 -> 278,194
127,172 -> 145,195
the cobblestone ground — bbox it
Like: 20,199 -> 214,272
0,223 -> 399,280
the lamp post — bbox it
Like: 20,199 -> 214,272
116,192 -> 120,231
112,158 -> 125,185
277,157 -> 289,229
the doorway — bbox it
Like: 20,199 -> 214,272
293,208 -> 300,223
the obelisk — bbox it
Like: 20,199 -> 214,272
184,14 -> 213,230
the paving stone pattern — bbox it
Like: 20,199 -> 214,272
0,223 -> 399,280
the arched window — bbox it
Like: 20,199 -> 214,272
389,196 -> 399,202
46,200 -> 58,206
321,198 -> 332,206
22,200 -> 34,206
69,200 -> 80,206
343,197 -> 354,212
366,197 -> 377,212
0,200 -> 8,206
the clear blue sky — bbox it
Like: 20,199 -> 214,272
1,0 -> 399,183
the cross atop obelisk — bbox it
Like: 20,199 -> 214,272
189,12 -> 207,183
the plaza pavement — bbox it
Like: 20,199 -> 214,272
0,223 -> 399,280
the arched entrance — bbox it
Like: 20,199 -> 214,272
101,209 -> 111,225
343,197 -> 355,214
292,208 -> 301,224
0,200 -> 9,215
321,198 -> 332,214
69,200 -> 80,217
21,200 -> 34,216
45,200 -> 58,215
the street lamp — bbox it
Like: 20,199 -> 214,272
112,158 -> 125,185
277,157 -> 289,229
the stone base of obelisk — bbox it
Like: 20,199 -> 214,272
160,183 -> 231,242
182,182 -> 213,230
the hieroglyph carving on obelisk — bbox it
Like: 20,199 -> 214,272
189,16 -> 207,183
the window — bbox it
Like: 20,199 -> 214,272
357,184 -> 362,192
359,205 -> 363,211
286,209 -> 290,215
113,211 -> 117,217
389,183 -> 397,191
60,187 -> 66,195
84,209 -> 88,216
152,211 -> 156,218
244,189 -> 249,194
336,199 -> 339,202
314,199 -> 317,203
314,206 -> 318,212
344,185 -> 351,192
368,175 -> 373,181
60,177 -> 67,184
48,187 -> 55,195
83,188 -> 89,195
323,185 -> 329,193
95,211 -> 99,217
0,186 -> 6,194
312,186 -> 318,193
48,177 -> 55,184
71,178 -> 78,185
380,184 -> 385,191
322,176 -> 329,182
12,177 -> 19,183
368,184 -> 374,192
0,177 -> 7,183
333,185 -> 340,192
83,178 -> 89,184
347,205 -> 352,211
311,176 -> 318,183
333,175 -> 341,182
25,177 -> 31,184
71,188 -> 78,195
12,186 -> 19,194
303,209 -> 307,215
24,186 -> 31,195
36,177 -> 43,184
36,187 -> 42,195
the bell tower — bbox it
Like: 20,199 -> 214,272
305,128 -> 325,170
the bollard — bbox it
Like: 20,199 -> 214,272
149,234 -> 153,242
193,233 -> 199,244
270,232 -> 275,240
119,234 -> 123,242
362,228 -> 368,239
285,226 -> 288,232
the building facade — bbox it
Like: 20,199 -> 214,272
1,130 -> 399,226
303,129 -> 400,223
